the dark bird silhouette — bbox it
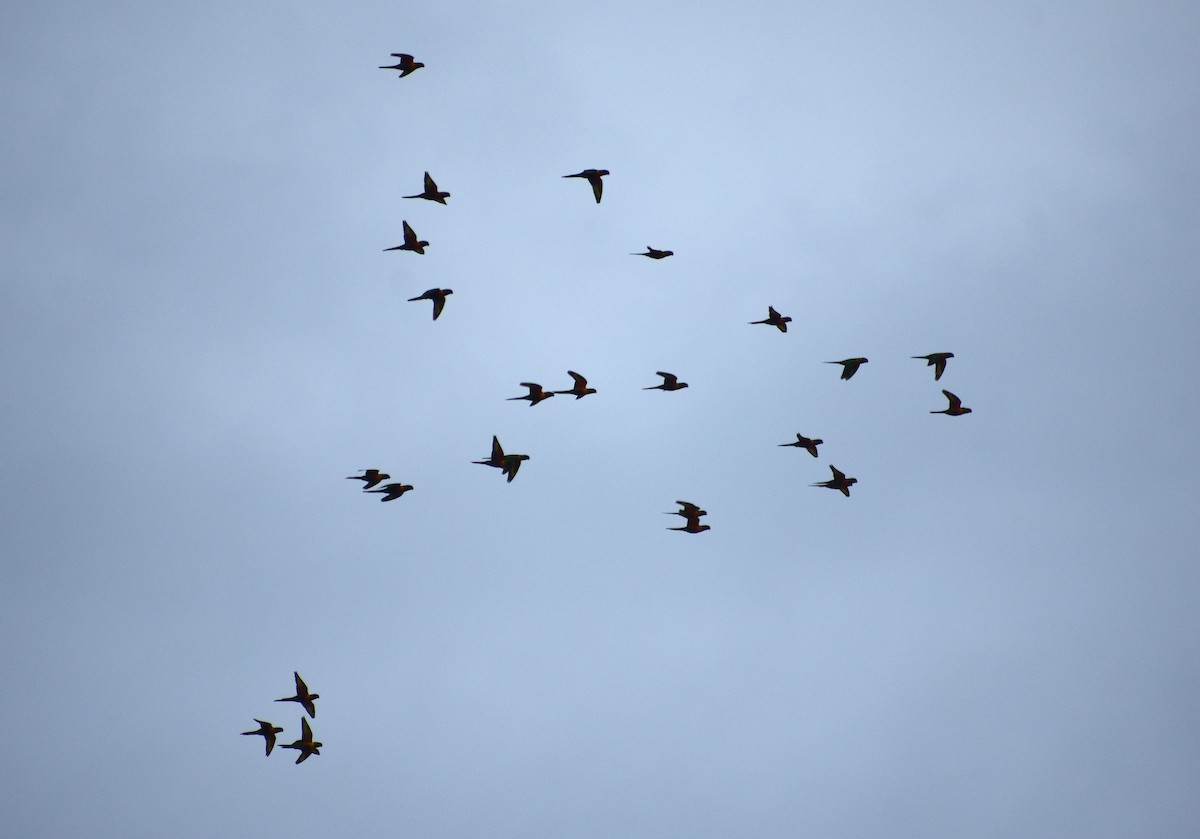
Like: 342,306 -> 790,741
553,371 -> 597,400
385,220 -> 428,254
408,288 -> 453,320
275,672 -> 319,719
668,511 -> 711,534
931,389 -> 972,416
750,306 -> 793,333
404,171 -> 449,204
241,720 -> 284,756
508,382 -> 555,406
379,53 -> 424,77
279,718 -> 322,765
346,469 -> 390,489
826,358 -> 869,380
665,500 -> 707,518
366,482 -> 414,501
633,247 -> 673,259
563,169 -> 609,203
644,371 -> 688,391
779,434 -> 823,457
912,352 -> 954,381
812,465 -> 857,497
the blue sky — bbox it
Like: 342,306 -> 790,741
3,1 -> 1199,836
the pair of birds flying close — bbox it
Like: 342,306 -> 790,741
474,436 -> 530,482
508,372 -> 597,405
241,718 -> 323,764
348,470 -> 414,501
666,500 -> 710,533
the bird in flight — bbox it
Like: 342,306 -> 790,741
563,169 -> 609,203
668,510 -> 711,534
346,469 -> 390,489
404,171 -> 450,204
826,358 -> 869,380
644,371 -> 688,391
279,718 -> 323,765
366,482 -> 415,502
812,465 -> 857,497
241,720 -> 284,756
553,371 -> 597,399
779,433 -> 823,457
379,53 -> 424,77
750,306 -> 792,333
385,220 -> 428,254
665,500 -> 707,519
633,247 -> 673,259
912,352 -> 954,381
408,288 -> 453,320
508,382 -> 556,406
931,389 -> 972,416
275,672 -> 319,719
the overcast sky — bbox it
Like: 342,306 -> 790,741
3,1 -> 1200,836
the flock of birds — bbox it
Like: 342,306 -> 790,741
241,672 -> 322,764
244,51 -> 974,761
354,51 -> 976,529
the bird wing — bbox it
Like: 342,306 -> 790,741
933,358 -> 947,380
403,220 -> 417,245
567,371 -> 587,388
590,176 -> 603,203
830,466 -> 846,481
491,436 -> 504,461
656,372 -> 677,386
431,293 -> 446,320
423,171 -> 436,192
943,390 -> 962,410
300,717 -> 312,741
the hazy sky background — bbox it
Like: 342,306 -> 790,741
3,1 -> 1199,836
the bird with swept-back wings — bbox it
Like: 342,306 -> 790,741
563,169 -> 609,203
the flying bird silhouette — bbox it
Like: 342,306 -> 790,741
404,171 -> 450,204
241,720 -> 284,756
826,358 -> 869,380
366,483 -> 415,502
931,389 -> 972,416
379,53 -> 424,77
633,247 -> 673,259
275,672 -> 319,719
779,434 -> 823,457
553,371 -> 597,399
812,465 -> 857,496
279,717 -> 322,764
507,382 -> 555,406
750,306 -> 793,333
912,352 -> 954,381
407,288 -> 453,320
563,169 -> 609,203
644,371 -> 688,391
385,220 -> 428,254
346,469 -> 389,489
